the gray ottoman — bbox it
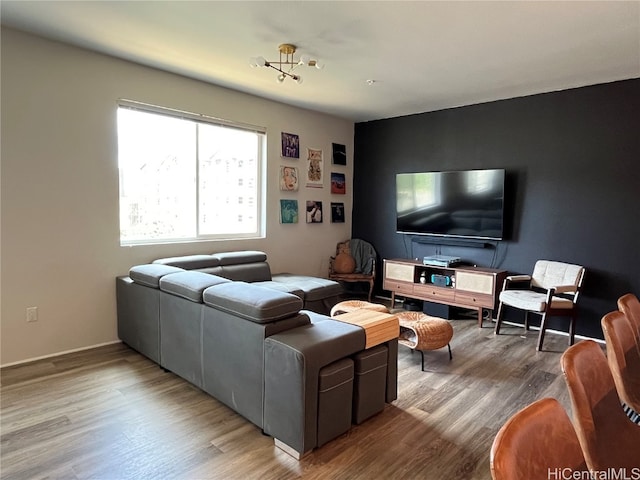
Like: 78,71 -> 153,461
352,344 -> 388,424
317,358 -> 354,447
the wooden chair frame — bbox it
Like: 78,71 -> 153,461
328,240 -> 376,302
495,263 -> 585,351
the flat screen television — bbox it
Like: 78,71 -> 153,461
396,168 -> 506,240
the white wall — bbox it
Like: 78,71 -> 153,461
0,28 -> 354,366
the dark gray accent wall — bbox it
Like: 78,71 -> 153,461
353,79 -> 640,340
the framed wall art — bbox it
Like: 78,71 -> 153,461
281,132 -> 299,159
332,143 -> 346,165
306,200 -> 323,223
331,202 -> 345,223
306,148 -> 323,188
279,165 -> 299,191
279,199 -> 299,224
331,172 -> 346,194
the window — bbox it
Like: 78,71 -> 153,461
117,102 -> 265,245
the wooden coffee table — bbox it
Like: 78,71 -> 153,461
332,309 -> 399,349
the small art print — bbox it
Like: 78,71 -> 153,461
280,199 -> 298,224
331,172 -> 346,194
306,148 -> 323,188
281,132 -> 299,159
306,200 -> 323,223
332,143 -> 346,165
279,165 -> 299,191
331,202 -> 345,223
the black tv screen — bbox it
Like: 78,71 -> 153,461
396,168 -> 505,240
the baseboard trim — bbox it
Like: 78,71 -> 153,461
495,319 -> 605,345
1,340 -> 122,369
373,294 -> 605,345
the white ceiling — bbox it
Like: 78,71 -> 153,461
2,1 -> 639,122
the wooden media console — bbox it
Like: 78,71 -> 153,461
383,259 -> 507,327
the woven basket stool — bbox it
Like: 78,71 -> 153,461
397,311 -> 453,371
330,300 -> 390,317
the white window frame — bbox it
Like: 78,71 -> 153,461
117,100 -> 266,246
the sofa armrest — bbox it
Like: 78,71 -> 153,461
263,320 -> 365,457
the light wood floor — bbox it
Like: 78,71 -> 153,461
1,312 -> 580,480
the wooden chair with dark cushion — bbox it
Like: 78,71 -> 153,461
329,239 -> 376,302
561,340 -> 640,471
490,397 -> 586,480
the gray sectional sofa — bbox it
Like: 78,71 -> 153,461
116,250 -> 398,458
152,250 -> 342,314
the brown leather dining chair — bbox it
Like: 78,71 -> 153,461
561,340 -> 640,471
618,293 -> 640,347
601,310 -> 640,422
490,397 -> 586,480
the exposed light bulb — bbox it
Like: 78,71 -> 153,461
256,56 -> 267,67
295,75 -> 303,84
299,54 -> 311,66
314,60 -> 324,70
277,74 -> 286,83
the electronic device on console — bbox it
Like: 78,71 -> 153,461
430,274 -> 452,287
422,255 -> 462,267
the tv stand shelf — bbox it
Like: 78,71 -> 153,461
383,259 -> 507,327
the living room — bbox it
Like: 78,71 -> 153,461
2,1 -> 639,478
2,0 -> 638,367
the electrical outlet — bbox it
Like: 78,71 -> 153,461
26,307 -> 38,322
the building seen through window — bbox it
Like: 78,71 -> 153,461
117,104 -> 265,244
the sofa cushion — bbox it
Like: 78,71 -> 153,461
203,282 -> 302,323
153,255 -> 220,270
212,250 -> 267,266
253,281 -> 304,299
159,271 -> 230,303
129,264 -> 185,288
272,274 -> 343,302
531,260 -> 584,292
499,290 -> 574,312
213,263 -> 272,282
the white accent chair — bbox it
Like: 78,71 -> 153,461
494,260 -> 586,351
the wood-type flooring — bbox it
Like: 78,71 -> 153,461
1,312 -> 581,480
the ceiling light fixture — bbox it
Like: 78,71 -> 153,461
250,44 -> 323,84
